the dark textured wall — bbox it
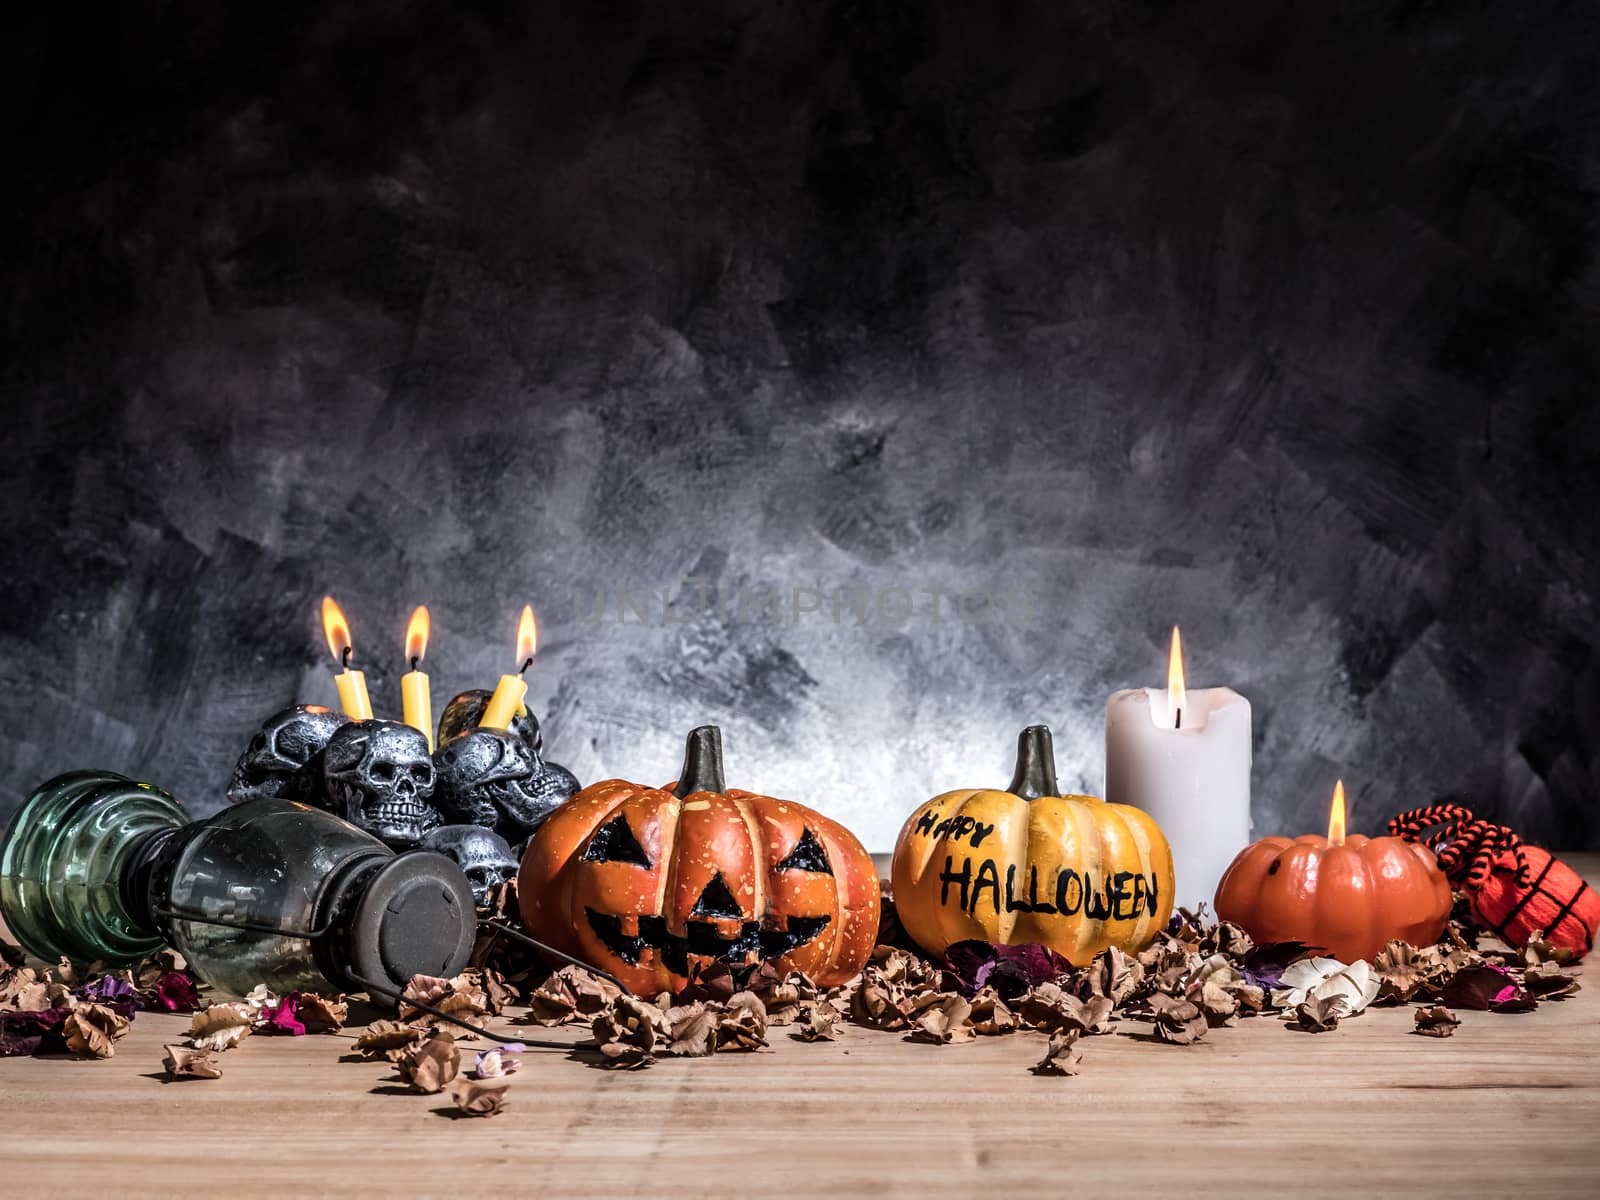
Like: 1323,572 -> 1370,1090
2,1 -> 1597,850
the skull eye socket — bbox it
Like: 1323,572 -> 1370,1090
409,764 -> 431,782
582,814 -> 652,867
774,827 -> 832,875
371,761 -> 397,782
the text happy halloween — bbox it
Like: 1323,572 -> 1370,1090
913,811 -> 1161,920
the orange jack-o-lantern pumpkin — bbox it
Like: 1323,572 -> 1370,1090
518,726 -> 879,994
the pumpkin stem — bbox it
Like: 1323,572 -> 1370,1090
1007,724 -> 1060,800
674,726 -> 726,797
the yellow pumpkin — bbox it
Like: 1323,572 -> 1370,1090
891,725 -> 1175,962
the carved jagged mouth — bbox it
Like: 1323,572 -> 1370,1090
584,908 -> 831,976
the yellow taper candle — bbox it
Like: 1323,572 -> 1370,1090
401,605 -> 434,750
481,604 -> 537,730
321,596 -> 373,720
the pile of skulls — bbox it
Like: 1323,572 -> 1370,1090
227,691 -> 579,899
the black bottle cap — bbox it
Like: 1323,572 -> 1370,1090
345,851 -> 475,997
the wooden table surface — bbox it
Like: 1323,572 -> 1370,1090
3,857 -> 1597,1198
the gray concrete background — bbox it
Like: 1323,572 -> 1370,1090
2,2 -> 1596,850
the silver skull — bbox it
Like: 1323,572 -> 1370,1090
228,705 -> 344,806
421,825 -> 519,904
322,720 -> 442,848
432,727 -> 575,841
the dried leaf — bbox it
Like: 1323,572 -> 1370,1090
1523,962 -> 1581,1000
1017,983 -> 1114,1035
598,1041 -> 654,1069
355,1020 -> 426,1061
452,1078 -> 511,1116
850,971 -> 910,1031
967,987 -> 1020,1035
905,992 -> 974,1044
1031,1030 -> 1084,1076
187,1002 -> 256,1052
1146,992 -> 1207,1044
1086,947 -> 1144,1005
62,1001 -> 129,1058
715,991 -> 770,1052
1413,1005 -> 1461,1038
1373,941 -> 1433,1003
746,963 -> 817,1026
665,1002 -> 719,1057
1192,980 -> 1240,1026
1523,930 -> 1578,967
163,1043 -> 224,1078
592,995 -> 669,1060
524,965 -> 621,1026
792,1006 -> 837,1042
399,973 -> 488,1021
398,1032 -> 461,1094
1272,958 -> 1379,1014
296,993 -> 348,1033
1288,993 -> 1350,1032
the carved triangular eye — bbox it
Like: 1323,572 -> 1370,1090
774,827 -> 832,875
690,872 -> 744,919
582,814 -> 652,866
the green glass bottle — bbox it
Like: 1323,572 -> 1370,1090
1,771 -> 476,1001
0,769 -> 188,964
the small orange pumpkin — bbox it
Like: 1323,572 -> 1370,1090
1214,833 -> 1451,962
518,726 -> 878,994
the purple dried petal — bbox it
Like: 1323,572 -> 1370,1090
261,992 -> 306,1036
77,975 -> 138,1020
149,971 -> 203,1013
941,941 -> 1072,1000
0,1007 -> 70,1057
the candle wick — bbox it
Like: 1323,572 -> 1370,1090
519,657 -> 534,676
341,645 -> 353,670
410,656 -> 420,671
1174,707 -> 1182,730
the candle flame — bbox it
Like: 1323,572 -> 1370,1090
406,606 -> 430,666
1167,625 -> 1187,729
1327,779 -> 1347,846
515,604 -> 538,672
321,596 -> 353,664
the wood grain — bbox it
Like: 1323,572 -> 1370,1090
3,858 -> 1597,1198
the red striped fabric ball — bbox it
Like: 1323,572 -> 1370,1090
1470,845 -> 1598,959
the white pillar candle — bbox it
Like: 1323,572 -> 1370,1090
1104,684 -> 1252,912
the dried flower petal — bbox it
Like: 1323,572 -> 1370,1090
1288,993 -> 1350,1032
261,993 -> 306,1036
149,971 -> 203,1013
474,1043 -> 525,1078
1413,1005 -> 1461,1038
0,1006 -> 69,1057
163,1043 -> 224,1078
1086,947 -> 1144,1005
